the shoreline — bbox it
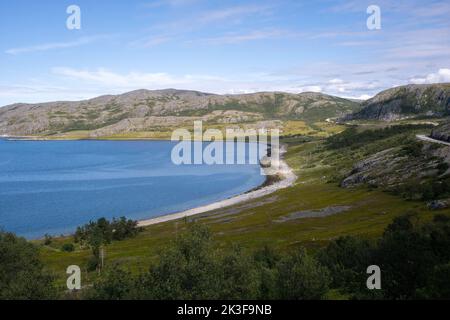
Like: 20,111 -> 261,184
138,145 -> 297,227
2,137 -> 296,234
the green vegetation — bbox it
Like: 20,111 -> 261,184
82,215 -> 450,300
72,217 -> 142,272
391,176 -> 450,201
326,124 -> 434,150
61,243 -> 75,252
83,225 -> 332,300
2,118 -> 449,299
74,217 -> 143,245
319,213 -> 450,299
34,122 -> 448,293
0,231 -> 56,300
320,124 -> 449,204
7,212 -> 450,300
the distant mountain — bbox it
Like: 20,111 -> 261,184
0,89 -> 360,137
344,84 -> 450,121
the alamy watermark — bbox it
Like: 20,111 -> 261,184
66,265 -> 81,290
367,5 -> 381,30
66,5 -> 81,30
367,265 -> 382,290
170,121 -> 280,176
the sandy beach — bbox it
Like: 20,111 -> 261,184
138,145 -> 297,227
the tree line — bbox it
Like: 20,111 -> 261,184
1,212 -> 449,300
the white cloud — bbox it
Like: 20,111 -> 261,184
52,67 -> 194,87
5,35 -> 114,55
0,84 -> 109,106
150,4 -> 274,34
129,35 -> 172,48
350,94 -> 373,100
198,4 -> 272,24
144,0 -> 201,8
193,29 -> 288,45
329,78 -> 344,84
412,2 -> 450,17
3,63 -> 449,106
297,85 -> 323,93
409,68 -> 450,84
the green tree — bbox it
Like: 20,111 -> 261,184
276,249 -> 331,300
218,245 -> 260,299
0,231 -> 57,300
377,214 -> 434,299
318,236 -> 375,297
85,265 -> 137,300
145,224 -> 222,299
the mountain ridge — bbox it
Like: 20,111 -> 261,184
1,83 -> 449,137
0,89 -> 360,136
344,83 -> 450,121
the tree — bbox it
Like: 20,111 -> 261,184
0,231 -> 56,299
144,224 -> 223,299
74,217 -> 142,271
377,214 -> 437,299
218,245 -> 260,299
253,245 -> 280,299
318,236 -> 375,297
276,249 -> 331,300
85,265 -> 136,300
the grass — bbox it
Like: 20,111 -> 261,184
37,123 -> 449,286
31,120 -> 346,141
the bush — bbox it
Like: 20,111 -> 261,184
321,213 -> 450,300
400,140 -> 423,157
74,217 -> 142,247
43,234 -> 53,246
61,243 -> 75,252
0,231 -> 57,299
84,215 -> 450,300
85,225 -> 331,300
326,125 -> 433,150
318,236 -> 374,294
276,249 -> 331,300
85,265 -> 136,300
87,256 -> 100,273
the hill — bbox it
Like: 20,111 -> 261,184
344,84 -> 450,121
0,89 -> 360,137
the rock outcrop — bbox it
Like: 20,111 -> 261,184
344,84 -> 450,121
431,120 -> 450,142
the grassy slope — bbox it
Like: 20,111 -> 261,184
28,120 -> 346,140
38,121 -> 450,287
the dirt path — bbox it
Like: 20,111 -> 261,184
416,134 -> 450,146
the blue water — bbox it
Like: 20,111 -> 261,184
0,140 -> 265,239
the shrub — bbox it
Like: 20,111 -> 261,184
0,231 -> 56,299
44,234 -> 53,246
276,249 -> 331,300
61,243 -> 75,252
326,125 -> 433,150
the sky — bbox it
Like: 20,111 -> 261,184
0,0 -> 449,106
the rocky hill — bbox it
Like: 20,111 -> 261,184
431,120 -> 450,142
329,124 -> 450,203
344,84 -> 450,121
0,89 -> 359,137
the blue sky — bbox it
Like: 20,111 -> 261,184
0,0 -> 449,106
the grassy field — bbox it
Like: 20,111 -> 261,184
37,121 -> 449,287
26,120 -> 347,141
